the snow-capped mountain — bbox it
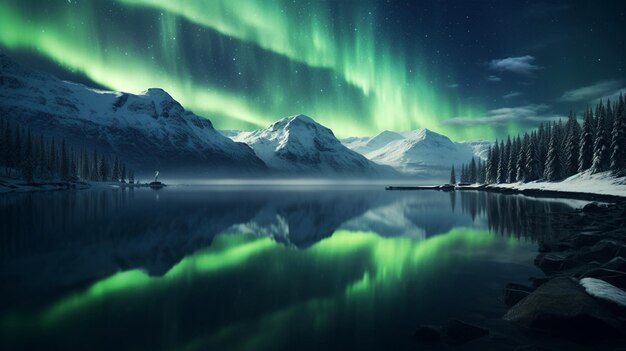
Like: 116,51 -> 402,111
0,54 -> 266,176
225,115 -> 398,177
342,129 -> 491,177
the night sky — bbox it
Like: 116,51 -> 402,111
1,0 -> 625,140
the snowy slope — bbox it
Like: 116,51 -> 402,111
342,129 -> 489,177
0,54 -> 266,176
488,170 -> 626,197
230,114 -> 398,177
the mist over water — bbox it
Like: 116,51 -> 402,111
0,186 -> 588,350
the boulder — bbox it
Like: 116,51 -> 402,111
570,232 -> 604,247
503,277 -> 621,340
413,325 -> 440,343
535,253 -> 569,274
583,202 -> 601,212
441,319 -> 489,345
603,257 -> 626,273
582,268 -> 626,290
503,283 -> 534,307
576,240 -> 622,264
579,278 -> 626,310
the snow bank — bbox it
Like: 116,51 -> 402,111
580,277 -> 626,307
488,171 -> 626,198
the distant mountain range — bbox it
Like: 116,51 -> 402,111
342,130 -> 491,177
1,54 -> 490,179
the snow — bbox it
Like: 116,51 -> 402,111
488,170 -> 626,197
341,128 -> 490,177
0,54 -> 265,174
230,114 -> 397,176
580,277 -> 626,307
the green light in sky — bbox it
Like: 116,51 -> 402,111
0,0 -> 496,139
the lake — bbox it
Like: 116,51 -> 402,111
0,186 -> 589,350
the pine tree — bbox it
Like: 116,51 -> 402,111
516,134 -> 528,182
486,142 -> 499,183
22,129 -> 34,182
12,126 -> 22,176
450,165 -> 456,184
99,155 -> 108,181
60,140 -> 69,180
112,157 -> 120,181
91,150 -> 99,180
81,150 -> 90,179
525,135 -> 540,181
563,111 -> 581,177
545,125 -> 562,181
49,139 -> 57,176
610,94 -> 626,175
121,163 -> 127,182
507,137 -> 518,182
591,105 -> 611,173
579,109 -> 594,172
497,140 -> 507,183
469,158 -> 477,183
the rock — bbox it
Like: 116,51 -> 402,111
580,278 -> 626,309
582,268 -> 626,289
583,202 -> 601,212
576,240 -> 622,264
529,276 -> 550,288
413,325 -> 440,343
441,319 -> 489,345
570,232 -> 604,247
603,257 -> 626,273
503,283 -> 534,307
535,253 -> 569,274
503,277 -> 621,340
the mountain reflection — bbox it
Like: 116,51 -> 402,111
0,187 -> 587,308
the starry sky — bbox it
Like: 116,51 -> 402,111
1,0 -> 625,140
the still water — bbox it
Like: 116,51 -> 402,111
0,186 -> 588,350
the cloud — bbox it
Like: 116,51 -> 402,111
503,92 -> 523,99
489,55 -> 541,75
442,104 -> 563,127
447,83 -> 459,88
558,79 -> 624,102
487,75 -> 501,82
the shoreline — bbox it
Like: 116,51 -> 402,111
387,183 -> 626,203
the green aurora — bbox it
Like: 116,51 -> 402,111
0,0 -> 490,139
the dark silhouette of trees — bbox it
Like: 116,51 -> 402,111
457,95 -> 625,184
0,118 -> 133,183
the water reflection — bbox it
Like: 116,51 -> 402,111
0,187 -> 588,351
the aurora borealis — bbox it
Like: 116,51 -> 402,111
1,1 -> 624,139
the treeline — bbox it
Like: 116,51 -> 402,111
454,94 -> 626,184
0,119 -> 135,183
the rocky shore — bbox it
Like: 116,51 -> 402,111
414,201 -> 626,350
504,201 -> 626,347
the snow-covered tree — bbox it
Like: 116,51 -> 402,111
610,94 -> 626,175
544,126 -> 562,181
469,157 -> 477,183
450,165 -> 456,184
579,109 -> 594,172
563,111 -> 581,177
591,105 -> 611,173
525,135 -> 541,181
516,134 -> 528,182
497,140 -> 507,183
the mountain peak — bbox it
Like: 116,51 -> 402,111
141,88 -> 174,101
290,114 -> 315,123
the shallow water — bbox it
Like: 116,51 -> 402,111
0,186 -> 588,350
